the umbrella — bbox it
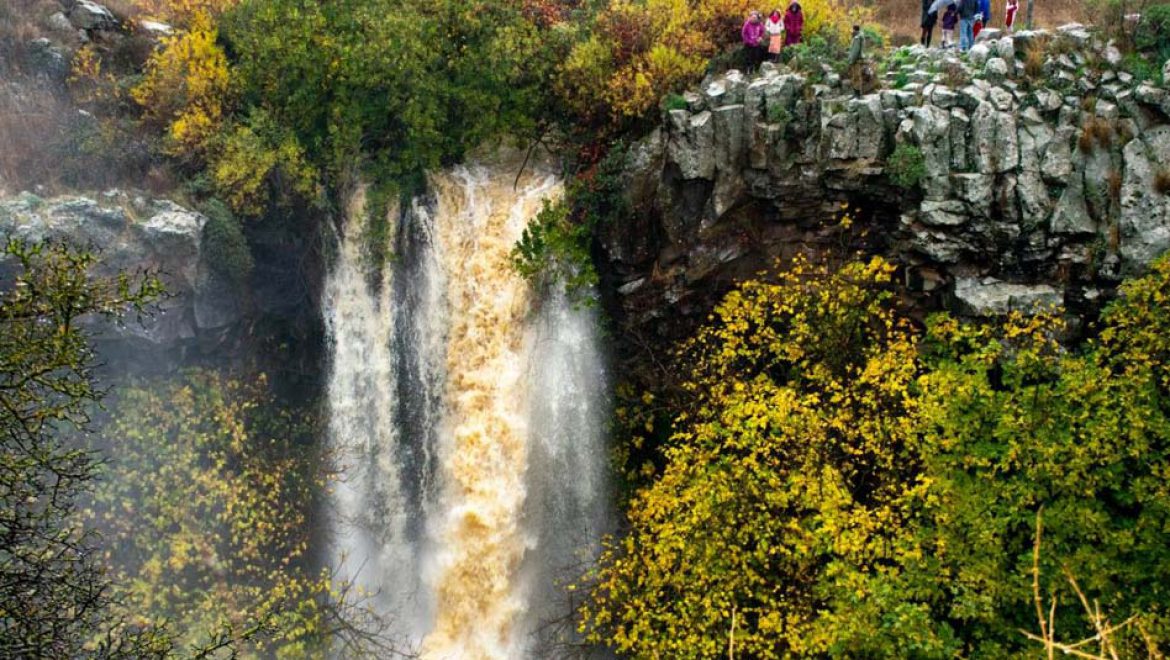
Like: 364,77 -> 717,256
928,0 -> 956,15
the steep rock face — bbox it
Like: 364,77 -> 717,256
0,191 -> 243,353
600,30 -> 1170,340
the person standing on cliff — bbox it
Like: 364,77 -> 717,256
958,0 -> 978,51
765,9 -> 785,60
742,11 -> 766,72
1004,0 -> 1018,31
941,3 -> 958,47
921,0 -> 938,48
783,1 -> 804,46
846,25 -> 876,95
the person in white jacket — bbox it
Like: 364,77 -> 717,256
765,9 -> 784,61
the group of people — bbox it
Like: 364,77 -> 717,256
741,3 -> 804,71
741,0 -> 1020,76
921,0 -> 1019,51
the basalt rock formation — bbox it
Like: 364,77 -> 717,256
600,25 -> 1170,344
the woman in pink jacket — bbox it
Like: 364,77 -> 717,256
741,11 -> 766,71
783,1 -> 804,46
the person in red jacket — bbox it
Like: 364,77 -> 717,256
1004,0 -> 1019,31
783,1 -> 804,46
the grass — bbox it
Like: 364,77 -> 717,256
1079,117 -> 1115,153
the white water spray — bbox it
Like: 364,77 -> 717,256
323,155 -> 609,657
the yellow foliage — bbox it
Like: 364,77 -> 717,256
69,44 -> 121,109
132,10 -> 233,158
212,117 -> 320,217
556,36 -> 616,119
560,0 -> 748,123
130,0 -> 240,25
87,370 -> 334,654
580,257 -> 931,656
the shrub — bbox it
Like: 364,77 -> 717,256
1134,3 -> 1170,58
767,102 -> 791,124
511,145 -> 628,297
210,110 -> 319,217
1123,51 -> 1162,82
200,198 -> 253,284
87,370 -> 351,655
887,142 -> 926,189
131,10 -> 234,160
1023,43 -> 1047,78
581,255 -> 1170,657
661,92 -> 688,112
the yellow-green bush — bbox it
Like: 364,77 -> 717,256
582,255 -> 1170,657
132,10 -> 233,159
88,370 -> 333,655
211,111 -> 320,217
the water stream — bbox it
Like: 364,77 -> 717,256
322,156 -> 609,658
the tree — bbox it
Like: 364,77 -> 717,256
85,370 -> 401,657
582,255 -> 1170,657
0,240 -> 163,658
579,257 -> 948,657
223,0 -> 556,189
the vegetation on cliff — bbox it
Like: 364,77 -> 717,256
583,255 -> 1170,656
0,241 -> 165,657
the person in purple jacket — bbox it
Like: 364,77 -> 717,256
741,11 -> 766,72
941,3 -> 958,48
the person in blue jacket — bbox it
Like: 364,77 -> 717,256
980,0 -> 992,26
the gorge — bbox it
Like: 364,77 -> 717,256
4,0 -> 1170,656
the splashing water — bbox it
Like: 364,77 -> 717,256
323,156 -> 610,658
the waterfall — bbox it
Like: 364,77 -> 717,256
322,155 -> 610,658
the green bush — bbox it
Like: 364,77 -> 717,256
200,198 -> 253,285
886,142 -> 927,189
1122,52 -> 1162,83
1135,4 -> 1170,59
661,93 -> 688,112
511,146 -> 629,298
767,103 -> 792,125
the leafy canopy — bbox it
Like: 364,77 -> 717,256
0,240 -> 163,658
582,255 -> 1170,657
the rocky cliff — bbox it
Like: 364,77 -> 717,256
0,191 -> 240,354
0,190 -> 322,373
601,25 -> 1170,342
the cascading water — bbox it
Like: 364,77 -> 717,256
323,154 -> 610,658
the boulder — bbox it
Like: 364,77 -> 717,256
954,277 -> 1063,315
997,37 -> 1015,62
0,193 -> 244,347
68,0 -> 118,31
666,110 -> 716,180
25,38 -> 69,81
984,57 -> 1009,83
1119,126 -> 1170,273
48,12 -> 74,33
968,42 -> 991,67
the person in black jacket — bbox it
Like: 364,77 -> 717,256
958,0 -> 979,50
921,0 -> 938,47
